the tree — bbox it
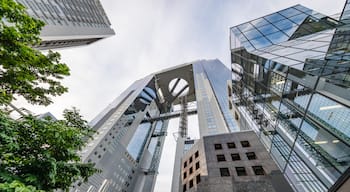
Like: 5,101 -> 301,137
0,0 -> 70,106
0,0 -> 98,191
0,108 -> 97,192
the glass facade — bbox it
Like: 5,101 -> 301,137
127,122 -> 152,160
15,0 -> 115,49
200,61 -> 238,132
231,2 -> 350,192
17,0 -> 111,27
193,60 -> 237,136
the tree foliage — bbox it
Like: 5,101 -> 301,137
0,0 -> 70,106
0,1 -> 98,191
0,108 -> 97,192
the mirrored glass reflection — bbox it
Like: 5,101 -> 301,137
266,31 -> 289,44
265,13 -> 286,23
238,22 -> 255,32
289,13 -> 308,24
274,19 -> 295,31
251,17 -> 270,28
279,7 -> 302,18
257,24 -> 280,35
250,36 -> 272,49
244,28 -> 263,40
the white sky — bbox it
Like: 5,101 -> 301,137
15,0 -> 346,191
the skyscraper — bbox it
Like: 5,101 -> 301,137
69,60 -> 236,192
230,1 -> 350,191
16,0 -> 115,50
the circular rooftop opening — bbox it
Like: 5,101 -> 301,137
139,87 -> 156,104
168,78 -> 189,97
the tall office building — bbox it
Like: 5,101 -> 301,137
69,60 -> 237,192
230,1 -> 350,191
16,0 -> 115,49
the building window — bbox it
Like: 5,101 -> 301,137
217,154 -> 226,162
246,152 -> 256,160
227,142 -> 236,148
236,167 -> 247,176
220,168 -> 230,177
231,153 -> 241,161
240,141 -> 250,147
214,143 -> 222,150
184,161 -> 187,168
189,156 -> 193,163
183,184 -> 186,192
195,162 -> 200,170
252,166 -> 265,175
183,171 -> 187,179
189,179 -> 194,188
189,167 -> 193,174
196,174 -> 201,184
195,151 -> 199,158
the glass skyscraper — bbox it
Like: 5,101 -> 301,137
16,0 -> 115,49
70,60 -> 236,192
230,1 -> 350,191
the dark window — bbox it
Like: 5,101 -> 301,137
196,174 -> 201,184
214,144 -> 222,150
217,154 -> 226,162
189,156 -> 193,163
227,142 -> 236,148
195,151 -> 199,158
231,153 -> 241,161
195,162 -> 200,170
220,168 -> 230,177
183,184 -> 186,192
189,179 -> 194,188
189,167 -> 193,174
236,167 -> 247,176
183,171 -> 187,179
246,152 -> 257,160
240,141 -> 250,147
184,161 -> 187,168
253,166 -> 265,175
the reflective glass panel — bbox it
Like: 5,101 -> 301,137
282,25 -> 299,36
265,13 -> 286,23
257,24 -> 280,35
250,36 -> 272,49
270,134 -> 291,169
127,122 -> 152,160
294,5 -> 313,13
279,7 -> 302,18
294,120 -> 345,185
284,150 -> 328,191
242,41 -> 255,51
266,31 -> 289,44
274,19 -> 295,31
231,27 -> 241,36
289,13 -> 308,24
251,17 -> 270,28
307,94 -> 350,139
287,67 -> 318,89
238,22 -> 255,32
244,28 -> 263,40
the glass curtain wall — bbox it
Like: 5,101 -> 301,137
230,3 -> 350,191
